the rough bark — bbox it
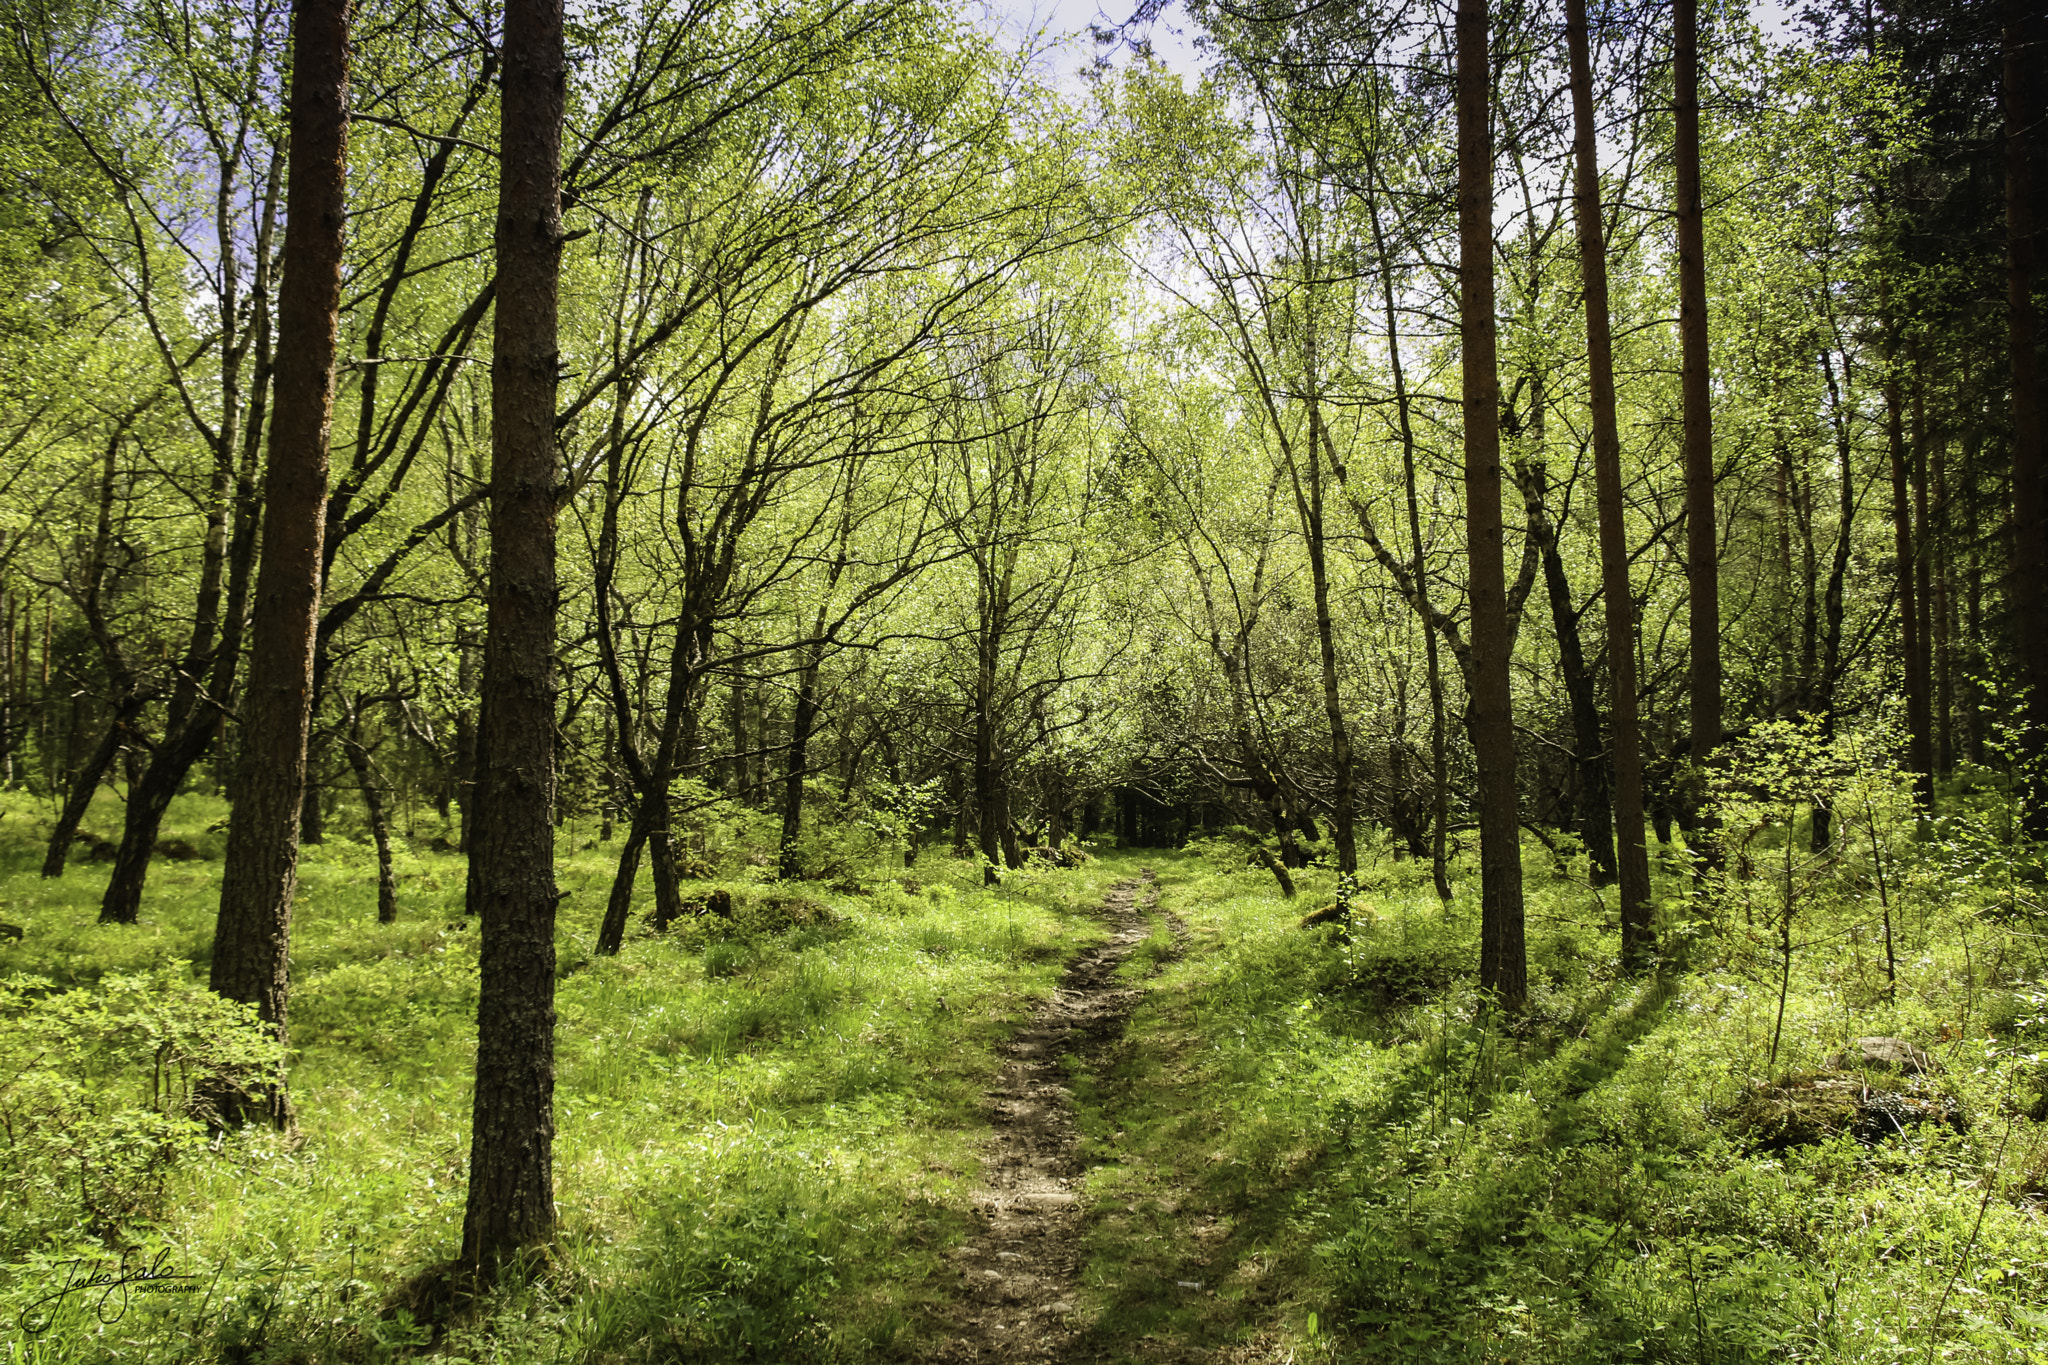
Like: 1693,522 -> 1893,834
209,0 -> 352,1127
1457,0 -> 1526,1005
1567,0 -> 1653,969
462,0 -> 564,1275
1675,0 -> 1720,775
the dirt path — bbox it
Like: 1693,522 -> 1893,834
926,872 -> 1166,1364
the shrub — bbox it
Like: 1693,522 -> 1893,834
0,967 -> 284,1252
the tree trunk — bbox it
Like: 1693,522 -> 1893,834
1567,0 -> 1653,968
1528,464 -> 1616,883
1886,374 -> 1934,808
1675,0 -> 1720,775
43,703 -> 141,877
595,813 -> 649,954
343,717 -> 398,925
1299,408 -> 1356,875
209,0 -> 350,1127
462,0 -> 564,1276
2005,0 -> 2047,835
1457,0 -> 1526,1004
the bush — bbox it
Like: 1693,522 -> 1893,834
0,967 -> 284,1252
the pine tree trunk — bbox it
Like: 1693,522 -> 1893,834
462,0 -> 564,1275
210,0 -> 348,1120
2005,0 -> 2047,835
1675,0 -> 1720,773
1886,374 -> 1934,808
1457,0 -> 1526,1005
1567,0 -> 1653,968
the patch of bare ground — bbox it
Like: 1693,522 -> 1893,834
924,871 -> 1172,1364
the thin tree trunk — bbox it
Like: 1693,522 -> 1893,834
1298,407 -> 1356,875
208,0 -> 350,1128
342,709 -> 398,924
1528,462 -> 1616,883
1363,164 -> 1451,902
1886,374 -> 1934,808
42,704 -> 142,877
1933,432 -> 1955,773
2005,0 -> 2047,836
462,0 -> 564,1275
1567,0 -> 1653,968
779,650 -> 824,879
1675,0 -> 1720,774
1457,0 -> 1525,1005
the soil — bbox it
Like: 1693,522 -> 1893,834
925,871 -> 1169,1363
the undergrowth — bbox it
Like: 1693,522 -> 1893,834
0,786 -> 1128,1363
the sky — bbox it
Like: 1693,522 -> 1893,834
971,0 -> 1806,92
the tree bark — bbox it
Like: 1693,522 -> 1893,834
462,0 -> 563,1275
1566,0 -> 1653,969
1675,0 -> 1720,776
210,0 -> 352,1127
1885,373 -> 1934,808
1457,0 -> 1526,1006
2006,0 -> 2047,836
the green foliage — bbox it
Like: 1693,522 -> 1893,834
0,966 -> 284,1254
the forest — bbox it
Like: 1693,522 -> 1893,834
2,0 -> 2047,1356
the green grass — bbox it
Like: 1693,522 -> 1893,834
6,778 -> 2048,1363
1061,842 -> 2048,1364
0,787 -> 1137,1363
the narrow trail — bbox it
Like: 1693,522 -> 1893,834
926,871 -> 1168,1364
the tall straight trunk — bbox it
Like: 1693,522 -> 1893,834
1813,349 -> 1858,852
463,0 -> 564,1276
1933,432 -> 1955,773
209,0 -> 351,1126
2006,0 -> 2047,835
1456,0 -> 1525,1004
1299,409 -> 1356,875
1885,374 -> 1933,807
1567,0 -> 1653,968
1674,0 -> 1719,773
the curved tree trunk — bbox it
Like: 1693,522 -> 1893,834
43,703 -> 141,878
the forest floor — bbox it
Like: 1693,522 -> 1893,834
7,787 -> 2048,1363
927,870 -> 1184,1364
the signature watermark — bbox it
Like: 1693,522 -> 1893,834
18,1248 -> 199,1335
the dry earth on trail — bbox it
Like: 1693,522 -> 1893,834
924,871 -> 1176,1364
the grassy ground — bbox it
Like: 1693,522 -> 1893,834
5,777 -> 2048,1364
1061,838 -> 2048,1364
0,788 -> 1139,1363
